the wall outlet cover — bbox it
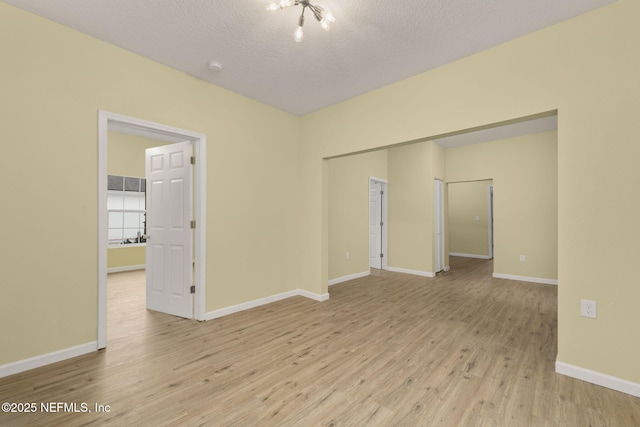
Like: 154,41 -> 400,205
581,299 -> 597,318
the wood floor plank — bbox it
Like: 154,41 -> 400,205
1,257 -> 639,426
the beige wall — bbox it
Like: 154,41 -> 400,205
329,140 -> 452,280
107,246 -> 145,270
446,132 -> 557,280
301,0 -> 640,384
387,141 -> 447,275
328,150 -> 388,280
448,180 -> 493,258
387,142 -> 435,273
0,3 -> 301,365
108,131 -> 170,177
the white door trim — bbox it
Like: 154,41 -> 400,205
98,110 -> 207,349
488,185 -> 494,259
434,178 -> 445,273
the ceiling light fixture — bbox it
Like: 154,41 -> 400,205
266,0 -> 335,43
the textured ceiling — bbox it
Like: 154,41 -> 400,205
3,0 -> 616,116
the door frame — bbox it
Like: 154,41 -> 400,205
434,178 -> 445,273
488,185 -> 494,259
369,177 -> 388,270
98,110 -> 207,349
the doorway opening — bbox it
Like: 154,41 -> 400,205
369,177 -> 388,270
447,179 -> 494,262
98,111 -> 207,349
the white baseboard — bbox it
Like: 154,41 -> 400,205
2,286 -> 330,377
298,290 -> 330,302
556,361 -> 640,398
0,342 -> 97,378
206,289 -> 329,320
107,264 -> 145,273
386,266 -> 435,278
449,252 -> 491,259
328,271 -> 370,286
492,273 -> 558,285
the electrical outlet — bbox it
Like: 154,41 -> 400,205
346,251 -> 350,260
520,255 -> 526,262
581,299 -> 597,319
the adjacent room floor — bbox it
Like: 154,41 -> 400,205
1,257 -> 639,426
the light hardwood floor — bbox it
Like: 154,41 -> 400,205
2,257 -> 639,426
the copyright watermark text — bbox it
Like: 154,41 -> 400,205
2,402 -> 111,413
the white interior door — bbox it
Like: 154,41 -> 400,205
434,179 -> 445,273
145,141 -> 193,318
369,179 -> 388,269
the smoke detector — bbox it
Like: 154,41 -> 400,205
207,61 -> 223,72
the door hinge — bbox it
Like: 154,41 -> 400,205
190,156 -> 196,165
190,220 -> 196,229
380,253 -> 384,258
190,285 -> 195,294
380,221 -> 384,227
380,190 -> 384,195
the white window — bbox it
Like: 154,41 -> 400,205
107,175 -> 146,246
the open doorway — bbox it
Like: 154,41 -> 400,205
106,134 -> 169,275
98,111 -> 207,349
447,179 -> 494,260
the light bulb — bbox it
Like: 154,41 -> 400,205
279,0 -> 294,7
295,12 -> 305,42
265,3 -> 279,11
324,11 -> 335,23
320,19 -> 330,31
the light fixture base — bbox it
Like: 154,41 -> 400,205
266,0 -> 334,42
